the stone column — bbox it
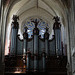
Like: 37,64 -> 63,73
0,0 -> 4,74
68,0 -> 75,75
0,0 -> 3,61
10,15 -> 19,56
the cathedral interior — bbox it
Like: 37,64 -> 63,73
0,0 -> 75,75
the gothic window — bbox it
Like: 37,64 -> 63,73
24,18 -> 48,38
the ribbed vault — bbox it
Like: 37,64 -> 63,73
7,0 -> 67,32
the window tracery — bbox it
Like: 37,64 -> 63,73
23,18 -> 49,38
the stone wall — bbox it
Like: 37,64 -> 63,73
67,0 -> 75,75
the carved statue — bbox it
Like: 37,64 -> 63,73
12,15 -> 19,22
53,16 -> 61,30
45,27 -> 49,32
24,26 -> 28,33
12,15 -> 19,29
31,19 -> 39,28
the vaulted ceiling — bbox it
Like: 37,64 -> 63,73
4,0 -> 69,41
6,0 -> 67,31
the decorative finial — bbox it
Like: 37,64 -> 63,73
24,26 -> 28,33
53,16 -> 60,22
45,27 -> 49,32
12,15 -> 19,22
31,19 -> 39,28
53,16 -> 61,30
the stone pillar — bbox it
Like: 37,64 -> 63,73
0,0 -> 5,74
68,0 -> 75,75
10,15 -> 19,56
0,0 -> 3,61
53,16 -> 62,56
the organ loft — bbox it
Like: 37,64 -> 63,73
4,15 -> 67,75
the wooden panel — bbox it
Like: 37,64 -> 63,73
27,39 -> 33,54
17,38 -> 23,55
39,39 -> 45,55
49,39 -> 56,55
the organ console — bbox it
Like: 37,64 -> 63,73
5,15 -> 63,73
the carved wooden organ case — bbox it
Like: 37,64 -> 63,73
9,15 -> 62,72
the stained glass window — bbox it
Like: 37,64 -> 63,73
23,18 -> 49,38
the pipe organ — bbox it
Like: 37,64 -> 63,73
5,15 -> 63,73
